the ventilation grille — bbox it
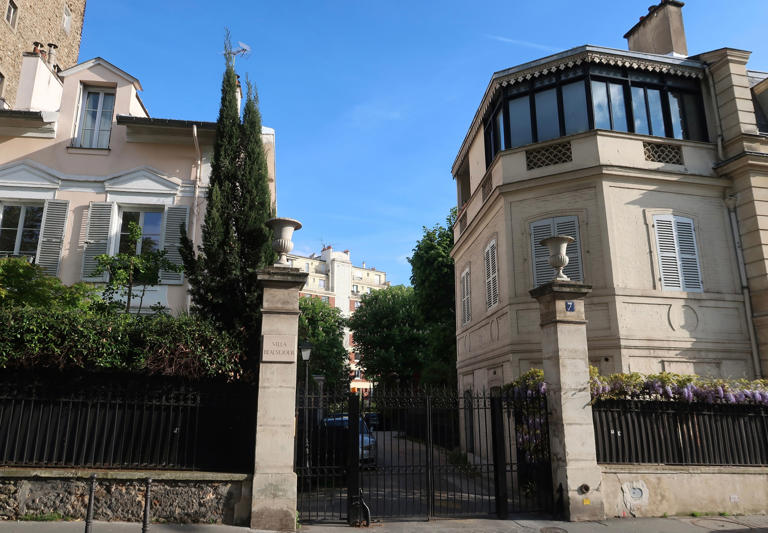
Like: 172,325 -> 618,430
643,142 -> 683,165
459,213 -> 467,234
526,142 -> 573,170
481,176 -> 492,202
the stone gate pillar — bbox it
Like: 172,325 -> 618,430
529,281 -> 604,521
250,266 -> 307,531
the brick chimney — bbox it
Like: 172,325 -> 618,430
624,0 -> 688,57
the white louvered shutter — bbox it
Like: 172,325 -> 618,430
35,199 -> 69,276
554,216 -> 583,282
489,241 -> 498,307
531,219 -> 554,286
654,214 -> 682,290
675,217 -> 702,291
484,245 -> 492,308
82,202 -> 115,282
461,268 -> 471,324
160,205 -> 189,284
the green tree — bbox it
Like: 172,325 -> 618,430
0,257 -> 95,310
298,297 -> 349,388
94,222 -> 181,313
348,285 -> 423,387
180,37 -> 275,352
408,208 -> 457,388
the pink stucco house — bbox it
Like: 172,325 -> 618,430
0,50 -> 276,312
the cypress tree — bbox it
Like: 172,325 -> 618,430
181,38 -> 275,358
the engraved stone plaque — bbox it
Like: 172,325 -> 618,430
261,334 -> 297,363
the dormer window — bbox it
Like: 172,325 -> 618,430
76,87 -> 115,149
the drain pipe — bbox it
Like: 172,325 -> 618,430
725,193 -> 762,378
187,125 -> 202,311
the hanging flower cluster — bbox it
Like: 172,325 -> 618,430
588,366 -> 768,405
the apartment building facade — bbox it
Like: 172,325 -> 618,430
0,46 -> 276,313
290,246 -> 388,389
1,0 -> 86,109
452,0 -> 768,394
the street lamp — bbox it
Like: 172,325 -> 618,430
299,341 -> 312,469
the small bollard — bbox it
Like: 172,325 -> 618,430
142,478 -> 152,533
84,474 -> 96,533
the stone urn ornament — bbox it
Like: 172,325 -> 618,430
265,217 -> 302,267
540,235 -> 574,281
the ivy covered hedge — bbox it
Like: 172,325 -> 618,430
503,367 -> 768,406
0,307 -> 245,381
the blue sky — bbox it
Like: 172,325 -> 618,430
79,1 -> 768,286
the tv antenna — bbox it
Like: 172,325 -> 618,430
223,41 -> 251,66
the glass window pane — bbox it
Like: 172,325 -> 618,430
508,96 -> 532,148
142,212 -> 162,236
20,229 -> 39,253
496,110 -> 505,151
97,130 -> 111,149
535,88 -> 559,142
119,212 -> 141,254
562,81 -> 588,135
22,206 -> 43,230
631,87 -> 649,135
121,211 -> 140,232
0,229 -> 17,253
84,92 -> 100,111
668,92 -> 684,139
101,93 -> 115,115
647,89 -> 665,136
82,109 -> 97,130
609,83 -> 628,132
140,236 -> 159,254
80,129 -> 95,148
591,81 -> 611,129
1,205 -> 21,229
683,93 -> 707,141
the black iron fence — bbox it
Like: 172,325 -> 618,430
593,400 -> 768,465
0,372 -> 257,472
295,387 -> 553,523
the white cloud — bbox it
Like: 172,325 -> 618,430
485,34 -> 560,52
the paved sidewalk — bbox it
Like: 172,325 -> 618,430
0,515 -> 767,533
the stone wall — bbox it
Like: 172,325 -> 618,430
0,470 -> 251,525
0,0 -> 86,108
602,465 -> 768,518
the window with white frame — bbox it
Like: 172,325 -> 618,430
321,296 -> 329,304
76,87 -> 115,148
352,284 -> 359,293
118,210 -> 162,255
354,301 -> 361,309
318,279 -> 326,289
0,204 -> 43,257
653,214 -> 702,292
375,274 -> 381,284
366,287 -> 371,294
484,240 -> 499,309
5,0 -> 17,28
62,4 -> 72,33
460,267 -> 472,324
530,216 -> 583,286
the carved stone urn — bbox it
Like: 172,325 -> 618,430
540,235 -> 574,281
265,217 -> 302,267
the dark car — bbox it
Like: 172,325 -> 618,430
313,415 -> 377,468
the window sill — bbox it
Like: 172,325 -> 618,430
67,146 -> 111,155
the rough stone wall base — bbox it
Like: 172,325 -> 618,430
0,471 -> 251,525
601,465 -> 768,518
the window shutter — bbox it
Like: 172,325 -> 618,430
530,219 -> 554,286
35,199 -> 69,276
484,246 -> 492,308
82,202 -> 114,282
554,215 -> 583,282
461,268 -> 472,324
489,241 -> 499,307
675,217 -> 702,291
653,214 -> 682,290
160,205 -> 188,284
466,269 -> 472,323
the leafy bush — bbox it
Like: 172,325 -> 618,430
0,307 -> 244,380
0,257 -> 96,309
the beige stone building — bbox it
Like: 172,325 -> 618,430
290,246 -> 388,390
1,0 -> 86,109
0,46 -> 276,313
451,0 -> 768,393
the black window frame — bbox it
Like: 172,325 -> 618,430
482,64 -> 708,168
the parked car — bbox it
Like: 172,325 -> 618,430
363,412 -> 380,430
320,415 -> 377,467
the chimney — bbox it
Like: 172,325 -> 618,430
32,41 -> 44,55
624,0 -> 688,57
46,43 -> 58,68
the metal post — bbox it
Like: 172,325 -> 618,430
490,394 -> 508,519
84,474 -> 96,533
304,362 -> 310,469
425,395 -> 435,519
347,392 -> 361,525
142,478 -> 152,532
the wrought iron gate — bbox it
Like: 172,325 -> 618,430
295,387 -> 553,523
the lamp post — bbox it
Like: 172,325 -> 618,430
300,341 -> 312,469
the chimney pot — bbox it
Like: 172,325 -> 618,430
46,43 -> 58,67
624,0 -> 688,57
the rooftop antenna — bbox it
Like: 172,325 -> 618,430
223,41 -> 251,67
